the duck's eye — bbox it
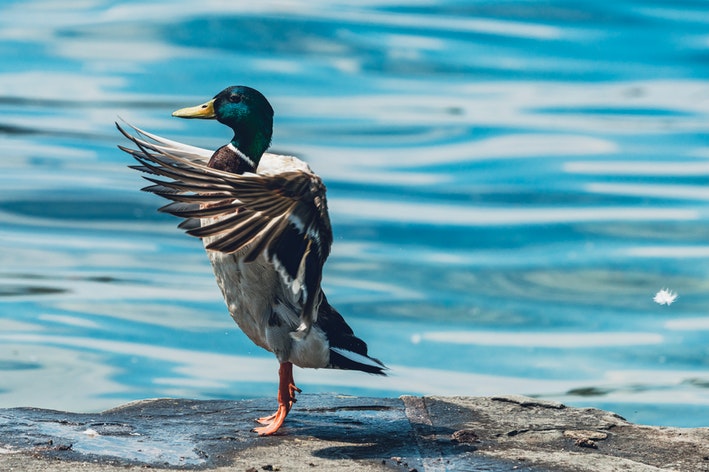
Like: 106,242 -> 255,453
229,94 -> 243,104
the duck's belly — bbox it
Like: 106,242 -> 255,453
202,219 -> 330,369
206,248 -> 275,352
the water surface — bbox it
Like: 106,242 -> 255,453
0,0 -> 707,427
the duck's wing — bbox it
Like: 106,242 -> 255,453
117,121 -> 333,334
117,120 -> 213,163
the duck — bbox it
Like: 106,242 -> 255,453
116,85 -> 386,436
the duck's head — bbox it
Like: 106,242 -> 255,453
172,85 -> 274,165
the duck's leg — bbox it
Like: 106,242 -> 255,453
257,362 -> 302,422
254,362 -> 301,435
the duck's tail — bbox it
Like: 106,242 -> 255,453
317,294 -> 387,375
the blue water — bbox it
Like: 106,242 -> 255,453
0,1 -> 707,427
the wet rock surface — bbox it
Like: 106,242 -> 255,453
0,395 -> 707,471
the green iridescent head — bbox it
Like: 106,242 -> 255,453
173,85 -> 274,163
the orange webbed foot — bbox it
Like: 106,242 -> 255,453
253,404 -> 289,435
253,362 -> 301,435
256,412 -> 277,426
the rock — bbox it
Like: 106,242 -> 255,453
0,395 -> 707,471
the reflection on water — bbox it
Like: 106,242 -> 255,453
0,0 -> 707,427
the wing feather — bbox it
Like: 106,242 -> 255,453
117,121 -> 333,333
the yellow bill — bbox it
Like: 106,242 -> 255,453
172,98 -> 216,119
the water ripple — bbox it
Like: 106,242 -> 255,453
332,199 -> 699,226
418,331 -> 664,348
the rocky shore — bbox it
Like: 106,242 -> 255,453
1,394 -> 707,471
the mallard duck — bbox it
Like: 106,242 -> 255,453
117,86 -> 386,435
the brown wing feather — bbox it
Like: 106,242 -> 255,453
117,121 -> 334,332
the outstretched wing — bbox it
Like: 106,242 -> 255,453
117,121 -> 333,329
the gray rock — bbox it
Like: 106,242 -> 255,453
0,395 -> 707,471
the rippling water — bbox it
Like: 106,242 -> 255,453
1,1 -> 707,427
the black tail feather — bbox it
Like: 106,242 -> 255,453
317,294 -> 387,375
